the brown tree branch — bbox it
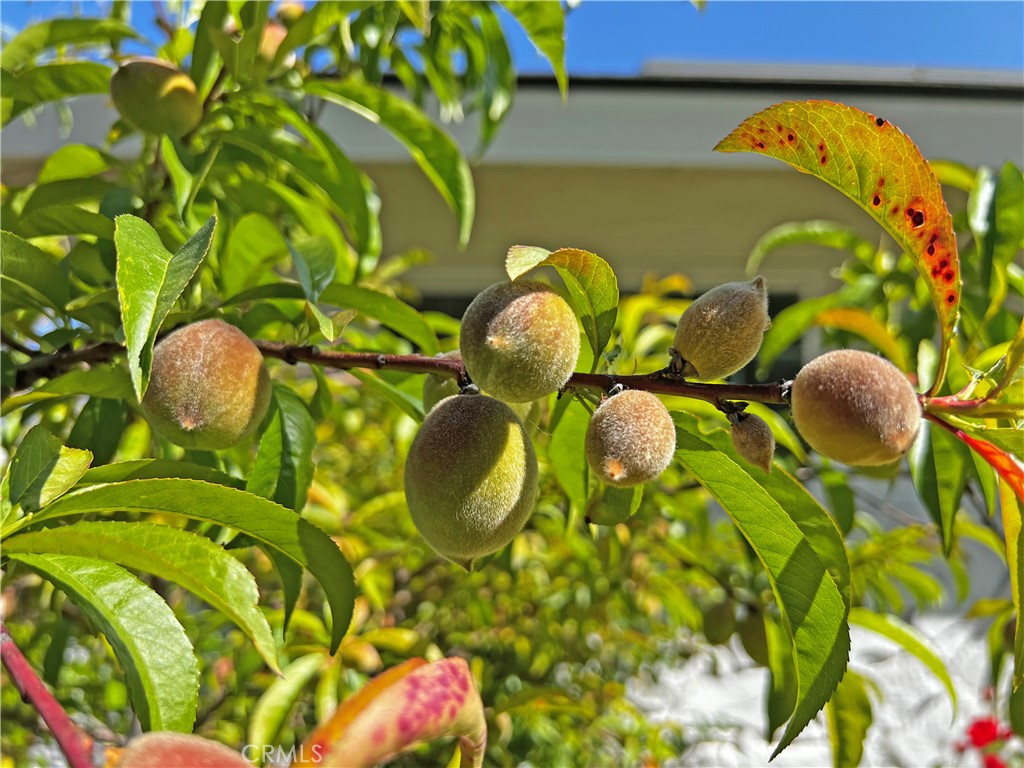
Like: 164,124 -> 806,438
0,623 -> 94,768
7,340 -> 793,407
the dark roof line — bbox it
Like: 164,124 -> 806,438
513,61 -> 1024,100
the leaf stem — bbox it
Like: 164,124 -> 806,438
0,622 -> 94,768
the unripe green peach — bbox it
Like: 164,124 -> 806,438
672,276 -> 770,380
738,612 -> 770,666
142,319 -> 271,450
110,59 -> 203,137
730,412 -> 775,473
701,599 -> 737,646
460,280 -> 580,403
585,390 -> 676,488
791,349 -> 921,466
404,394 -> 538,568
110,732 -> 250,767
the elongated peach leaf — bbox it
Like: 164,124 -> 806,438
715,101 -> 959,393
951,427 -> 1024,504
295,657 -> 486,768
1001,480 -> 1024,689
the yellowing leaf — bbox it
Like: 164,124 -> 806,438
716,101 -> 959,393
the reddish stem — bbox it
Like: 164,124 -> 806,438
0,622 -> 93,768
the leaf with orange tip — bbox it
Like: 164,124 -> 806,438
953,428 -> 1024,505
294,657 -> 486,768
715,101 -> 959,394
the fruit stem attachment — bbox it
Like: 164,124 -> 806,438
0,622 -> 93,768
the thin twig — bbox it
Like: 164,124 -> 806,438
0,623 -> 93,768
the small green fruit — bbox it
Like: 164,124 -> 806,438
737,612 -> 770,666
791,349 -> 921,466
110,58 -> 203,137
701,599 -> 737,646
730,412 -> 775,473
112,732 -> 250,767
460,280 -> 580,403
585,390 -> 676,488
142,319 -> 271,450
672,276 -> 770,380
404,394 -> 538,568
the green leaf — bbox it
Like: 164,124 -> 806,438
506,245 -> 619,365
290,237 -> 336,303
12,204 -> 115,240
304,77 -> 475,247
37,144 -> 111,183
746,220 -> 876,276
248,385 -> 317,513
676,413 -> 852,610
716,102 -> 960,393
1,18 -> 136,70
500,1 -> 567,98
67,397 -> 126,465
1002,480 -> 1024,690
190,1 -> 230,97
7,553 -> 198,732
7,425 -> 93,515
825,670 -> 873,768
22,478 -> 354,653
812,307 -> 909,372
4,521 -> 279,672
306,304 -> 356,343
224,282 -> 439,354
908,419 -> 970,555
221,212 -> 288,297
2,62 -> 112,125
672,427 -> 850,758
586,485 -> 643,526
765,613 -> 797,740
115,215 -> 216,400
249,652 -> 325,750
272,2 -> 348,68
76,459 -> 246,489
348,370 -> 424,422
548,402 -> 589,515
160,137 -> 192,217
0,230 -> 69,313
848,607 -> 956,713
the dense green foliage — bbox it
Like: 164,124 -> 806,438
2,3 -> 1022,767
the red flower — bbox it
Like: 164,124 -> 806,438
982,754 -> 1006,768
969,717 -> 1004,748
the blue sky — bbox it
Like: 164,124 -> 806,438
2,1 -> 1022,74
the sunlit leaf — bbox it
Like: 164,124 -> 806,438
248,385 -> 317,513
1001,480 -> 1024,689
7,553 -> 198,732
21,479 -> 354,653
500,1 -> 567,97
825,670 -> 872,768
1,17 -> 136,70
297,657 -> 486,768
673,425 -> 849,758
305,78 -> 474,247
814,307 -> 909,372
746,220 -> 876,276
6,425 -> 92,516
506,245 -> 619,365
2,62 -> 112,125
548,402 -> 589,515
717,101 -> 959,393
115,215 -> 216,400
4,521 -> 279,671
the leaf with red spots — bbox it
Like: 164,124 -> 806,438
295,657 -> 486,768
715,101 -> 960,393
